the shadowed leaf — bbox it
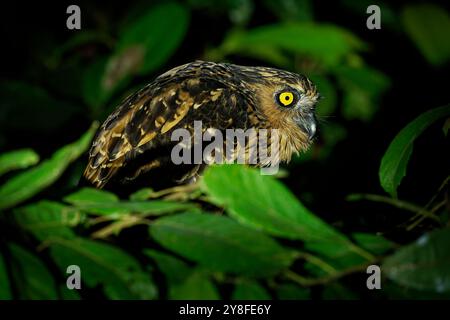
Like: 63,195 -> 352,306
49,237 -> 157,299
379,105 -> 450,197
383,228 -> 450,292
8,243 -> 58,300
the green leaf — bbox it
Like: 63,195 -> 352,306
232,281 -> 271,299
202,165 -> 358,259
0,253 -> 12,299
49,237 -> 157,299
8,243 -> 58,299
401,4 -> 450,66
0,123 -> 98,210
202,166 -> 375,268
144,249 -> 192,286
352,233 -> 395,255
220,23 -> 364,67
379,105 -> 450,197
0,149 -> 39,177
64,187 -> 119,205
383,228 -> 450,293
130,188 -> 154,201
170,271 -> 219,300
64,188 -> 196,216
150,212 -> 294,276
14,200 -> 82,241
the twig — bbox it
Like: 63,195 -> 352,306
294,251 -> 337,275
406,175 -> 449,230
407,200 -> 446,231
348,193 -> 440,223
91,215 -> 144,239
148,181 -> 200,199
284,261 -> 376,287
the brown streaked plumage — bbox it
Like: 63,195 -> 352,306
83,60 -> 320,189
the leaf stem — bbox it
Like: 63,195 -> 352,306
348,243 -> 376,262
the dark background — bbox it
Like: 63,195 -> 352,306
0,0 -> 449,300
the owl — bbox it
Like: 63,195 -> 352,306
83,61 -> 319,190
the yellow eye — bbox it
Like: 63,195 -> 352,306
278,91 -> 295,106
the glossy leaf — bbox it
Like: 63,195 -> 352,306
202,165 -> 359,261
150,212 -> 295,276
0,149 -> 39,177
379,105 -> 450,197
64,187 -> 119,205
0,123 -> 98,210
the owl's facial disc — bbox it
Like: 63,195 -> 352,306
274,86 -> 318,140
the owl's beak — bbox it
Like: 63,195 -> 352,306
296,113 -> 317,141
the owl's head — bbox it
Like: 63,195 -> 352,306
232,64 -> 320,143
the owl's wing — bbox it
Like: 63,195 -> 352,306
83,74 -> 246,188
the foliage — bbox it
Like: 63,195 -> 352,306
0,0 -> 448,300
379,105 -> 450,198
